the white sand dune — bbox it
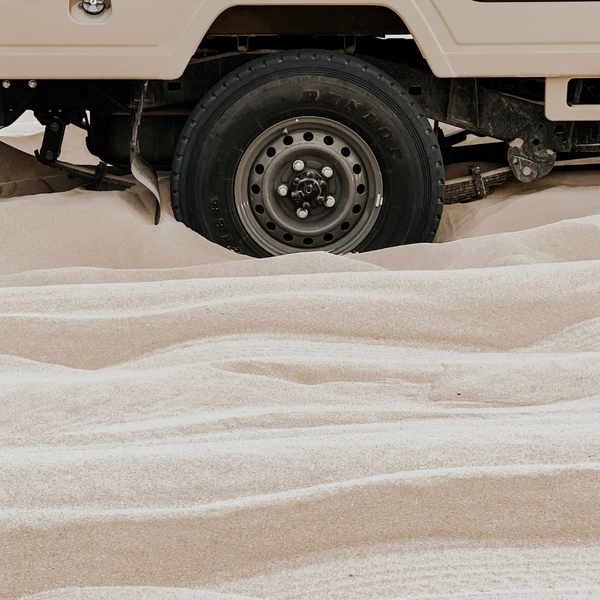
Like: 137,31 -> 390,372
20,590 -> 257,600
1,118 -> 600,600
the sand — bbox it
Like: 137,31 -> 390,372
1,114 -> 599,600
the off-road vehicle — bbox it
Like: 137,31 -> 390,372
2,0 -> 600,257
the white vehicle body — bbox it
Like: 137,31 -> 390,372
2,0 -> 600,78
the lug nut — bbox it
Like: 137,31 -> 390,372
2,80 -> 10,89
28,80 -> 37,89
296,207 -> 309,219
277,185 -> 289,197
324,195 -> 336,208
293,160 -> 305,172
322,166 -> 333,179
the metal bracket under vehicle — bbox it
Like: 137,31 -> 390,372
130,81 -> 161,224
445,165 -> 512,204
35,115 -> 67,166
33,82 -> 161,224
445,155 -> 600,205
54,160 -> 135,192
33,111 -> 135,191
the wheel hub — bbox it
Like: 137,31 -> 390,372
291,171 -> 328,206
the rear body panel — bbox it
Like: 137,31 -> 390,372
1,0 -> 600,80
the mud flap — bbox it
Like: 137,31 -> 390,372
130,81 -> 161,225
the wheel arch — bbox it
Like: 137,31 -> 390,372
205,5 -> 409,37
159,2 -> 456,79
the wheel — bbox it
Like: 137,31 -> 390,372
171,49 -> 444,257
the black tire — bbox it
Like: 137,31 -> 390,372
171,49 -> 444,257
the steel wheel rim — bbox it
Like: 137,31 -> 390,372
234,116 -> 384,254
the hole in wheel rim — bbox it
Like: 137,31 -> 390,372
303,237 -> 314,245
251,184 -> 261,194
303,132 -> 314,141
341,147 -> 351,157
255,204 -> 265,214
283,136 -> 294,146
255,164 -> 264,174
341,222 -> 350,231
266,147 -> 276,157
324,136 -> 334,146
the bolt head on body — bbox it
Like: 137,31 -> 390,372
277,184 -> 288,197
2,80 -> 10,89
296,207 -> 309,219
321,166 -> 334,179
324,195 -> 336,208
28,80 -> 37,89
80,0 -> 108,14
293,160 -> 305,172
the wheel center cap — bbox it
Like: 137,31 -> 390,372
293,172 -> 326,201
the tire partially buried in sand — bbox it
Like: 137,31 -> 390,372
171,50 -> 445,258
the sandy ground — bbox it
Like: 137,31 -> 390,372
1,115 -> 600,600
